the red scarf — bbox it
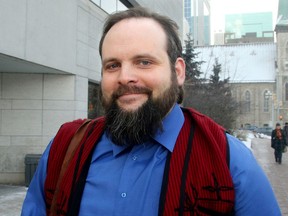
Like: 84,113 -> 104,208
44,108 -> 234,215
276,129 -> 282,140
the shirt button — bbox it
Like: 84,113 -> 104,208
132,156 -> 137,160
121,192 -> 127,198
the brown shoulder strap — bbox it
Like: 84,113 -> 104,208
50,119 -> 92,215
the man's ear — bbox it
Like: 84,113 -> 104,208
175,57 -> 186,86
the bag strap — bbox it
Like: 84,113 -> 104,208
50,119 -> 92,215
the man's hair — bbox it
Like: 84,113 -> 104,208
99,7 -> 182,66
98,7 -> 184,103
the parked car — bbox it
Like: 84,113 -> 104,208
243,125 -> 258,132
256,127 -> 273,136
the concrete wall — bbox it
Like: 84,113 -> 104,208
0,0 -> 107,184
0,73 -> 89,183
0,0 -> 77,74
0,0 -> 105,81
135,0 -> 184,40
232,82 -> 275,128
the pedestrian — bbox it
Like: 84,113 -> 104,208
283,122 -> 288,145
21,7 -> 280,216
271,122 -> 287,164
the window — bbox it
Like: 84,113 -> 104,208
88,82 -> 105,119
90,0 -> 127,13
263,90 -> 270,112
244,91 -> 251,112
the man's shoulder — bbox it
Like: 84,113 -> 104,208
59,117 -> 105,132
182,107 -> 225,130
182,107 -> 205,117
61,118 -> 87,129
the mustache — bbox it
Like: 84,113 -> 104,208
112,85 -> 152,99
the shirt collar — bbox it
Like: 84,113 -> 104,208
110,103 -> 185,156
153,104 -> 184,152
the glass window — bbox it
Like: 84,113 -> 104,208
88,82 -> 105,119
101,0 -> 117,14
117,1 -> 127,11
244,91 -> 251,112
90,0 -> 127,13
263,90 -> 269,112
91,0 -> 100,5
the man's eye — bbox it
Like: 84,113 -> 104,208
106,63 -> 120,70
139,60 -> 151,66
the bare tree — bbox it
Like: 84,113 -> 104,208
182,38 -> 239,129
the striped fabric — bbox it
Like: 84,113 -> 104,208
159,108 -> 235,215
44,108 -> 234,216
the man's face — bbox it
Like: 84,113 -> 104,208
100,18 -> 185,112
100,18 -> 185,145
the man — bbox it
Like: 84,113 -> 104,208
22,7 -> 280,216
271,122 -> 287,164
283,122 -> 288,146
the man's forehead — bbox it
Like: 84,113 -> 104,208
101,17 -> 167,57
105,17 -> 165,37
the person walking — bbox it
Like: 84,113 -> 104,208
21,7 -> 280,216
271,122 -> 287,164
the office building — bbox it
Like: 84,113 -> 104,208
184,0 -> 211,45
224,12 -> 274,44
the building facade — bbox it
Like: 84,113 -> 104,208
225,12 -> 274,40
201,0 -> 287,130
195,43 -> 276,129
184,0 -> 211,46
214,12 -> 274,45
274,0 -> 288,128
0,0 -> 183,184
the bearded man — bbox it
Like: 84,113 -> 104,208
21,7 -> 280,216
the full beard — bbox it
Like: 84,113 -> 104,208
101,78 -> 179,147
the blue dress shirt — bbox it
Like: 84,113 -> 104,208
21,104 -> 281,216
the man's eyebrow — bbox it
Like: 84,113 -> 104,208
102,58 -> 119,65
103,54 -> 159,64
132,54 -> 159,61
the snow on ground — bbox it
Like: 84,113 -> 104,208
232,129 -> 271,150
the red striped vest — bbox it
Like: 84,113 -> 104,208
44,107 -> 235,215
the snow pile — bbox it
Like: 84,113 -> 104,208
242,131 -> 254,149
232,130 -> 271,150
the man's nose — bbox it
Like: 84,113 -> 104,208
118,64 -> 138,85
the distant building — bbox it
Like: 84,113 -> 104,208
184,0 -> 211,46
224,12 -> 274,44
195,43 -> 276,128
274,0 -> 288,127
194,0 -> 288,129
214,32 -> 225,45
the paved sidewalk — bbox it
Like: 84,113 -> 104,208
252,137 -> 288,215
0,184 -> 27,216
0,137 -> 287,215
